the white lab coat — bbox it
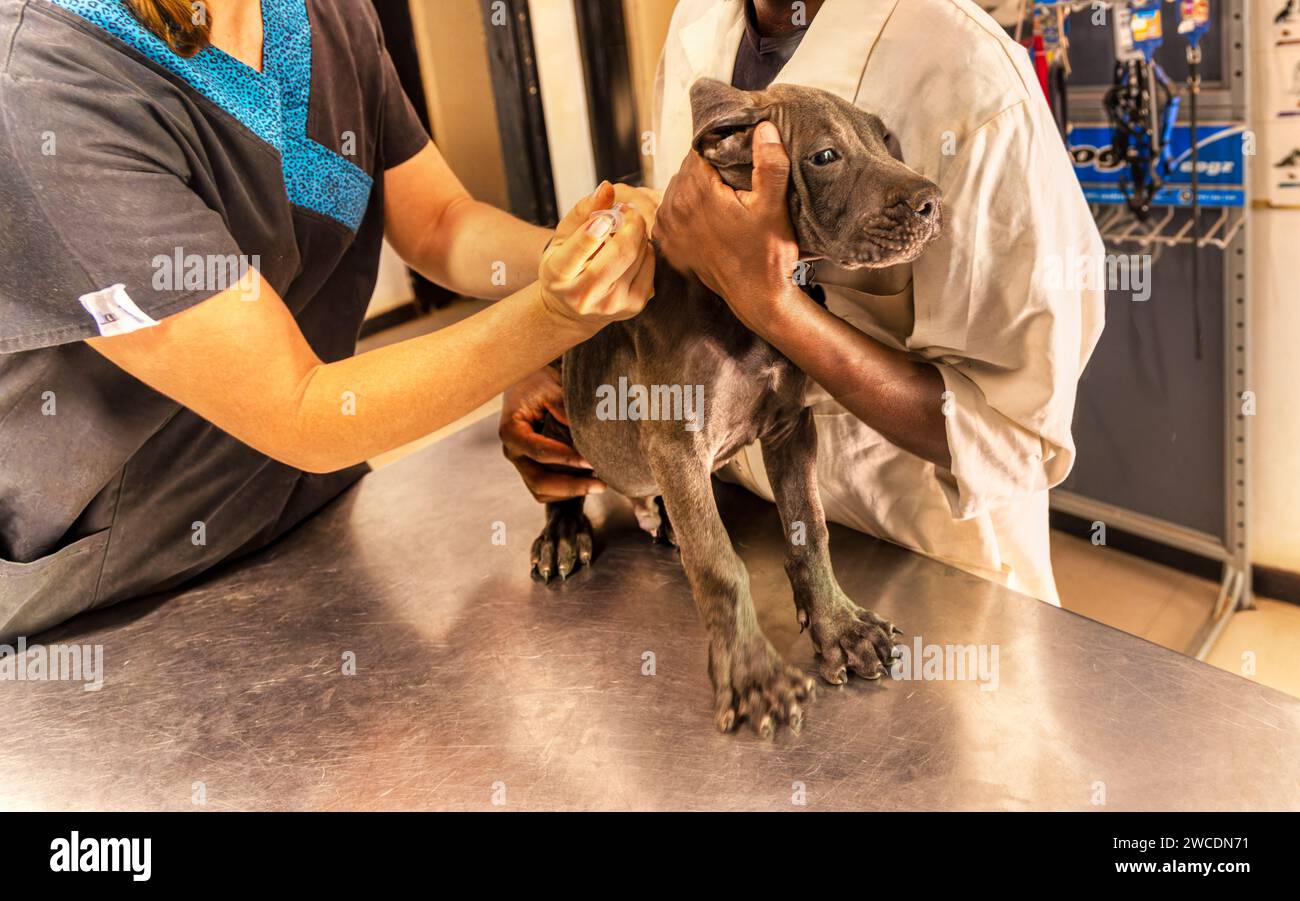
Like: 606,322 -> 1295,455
651,0 -> 1105,604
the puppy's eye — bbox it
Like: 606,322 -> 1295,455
810,148 -> 840,166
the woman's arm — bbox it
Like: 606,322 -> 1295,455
383,142 -> 551,299
384,143 -> 661,301
89,185 -> 654,473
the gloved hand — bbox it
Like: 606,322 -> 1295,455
538,182 -> 656,331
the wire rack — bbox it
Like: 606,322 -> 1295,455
1090,203 -> 1247,249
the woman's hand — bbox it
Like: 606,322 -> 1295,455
612,182 -> 662,235
500,367 -> 606,503
539,182 -> 656,331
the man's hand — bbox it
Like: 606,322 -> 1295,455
500,367 -> 606,503
654,122 -> 801,330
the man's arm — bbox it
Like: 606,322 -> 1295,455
747,283 -> 951,468
383,142 -> 551,299
654,126 -> 951,467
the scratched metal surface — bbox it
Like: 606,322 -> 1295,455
1,416 -> 1298,811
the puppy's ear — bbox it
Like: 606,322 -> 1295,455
690,78 -> 768,186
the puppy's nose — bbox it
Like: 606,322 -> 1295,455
908,186 -> 941,223
882,182 -> 941,227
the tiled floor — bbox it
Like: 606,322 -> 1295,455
1052,525 -> 1300,700
362,300 -> 1300,700
1049,531 -> 1232,652
1204,599 -> 1300,697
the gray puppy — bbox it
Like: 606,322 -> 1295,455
530,78 -> 943,737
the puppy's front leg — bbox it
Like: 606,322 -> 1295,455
762,410 -> 901,685
648,442 -> 814,737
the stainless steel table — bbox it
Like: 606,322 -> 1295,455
2,417 -> 1298,811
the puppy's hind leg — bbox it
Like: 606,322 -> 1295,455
648,443 -> 814,737
530,408 -> 595,582
532,498 -> 594,582
762,409 -> 902,685
631,495 -> 676,546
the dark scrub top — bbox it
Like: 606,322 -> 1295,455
731,0 -> 810,92
0,0 -> 429,640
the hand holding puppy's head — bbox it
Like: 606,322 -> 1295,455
689,78 -> 943,269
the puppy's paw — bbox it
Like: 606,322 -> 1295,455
806,600 -> 901,685
531,508 -> 594,582
709,633 -> 816,739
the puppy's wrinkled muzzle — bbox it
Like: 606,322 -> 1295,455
849,175 -> 941,262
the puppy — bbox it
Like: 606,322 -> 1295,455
533,79 -> 943,737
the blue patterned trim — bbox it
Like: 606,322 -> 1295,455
51,0 -> 373,231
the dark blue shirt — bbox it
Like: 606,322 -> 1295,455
0,0 -> 429,639
731,0 -> 811,91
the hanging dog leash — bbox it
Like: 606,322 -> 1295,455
1180,0 -> 1212,360
1040,4 -> 1072,140
1105,1 -> 1178,222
